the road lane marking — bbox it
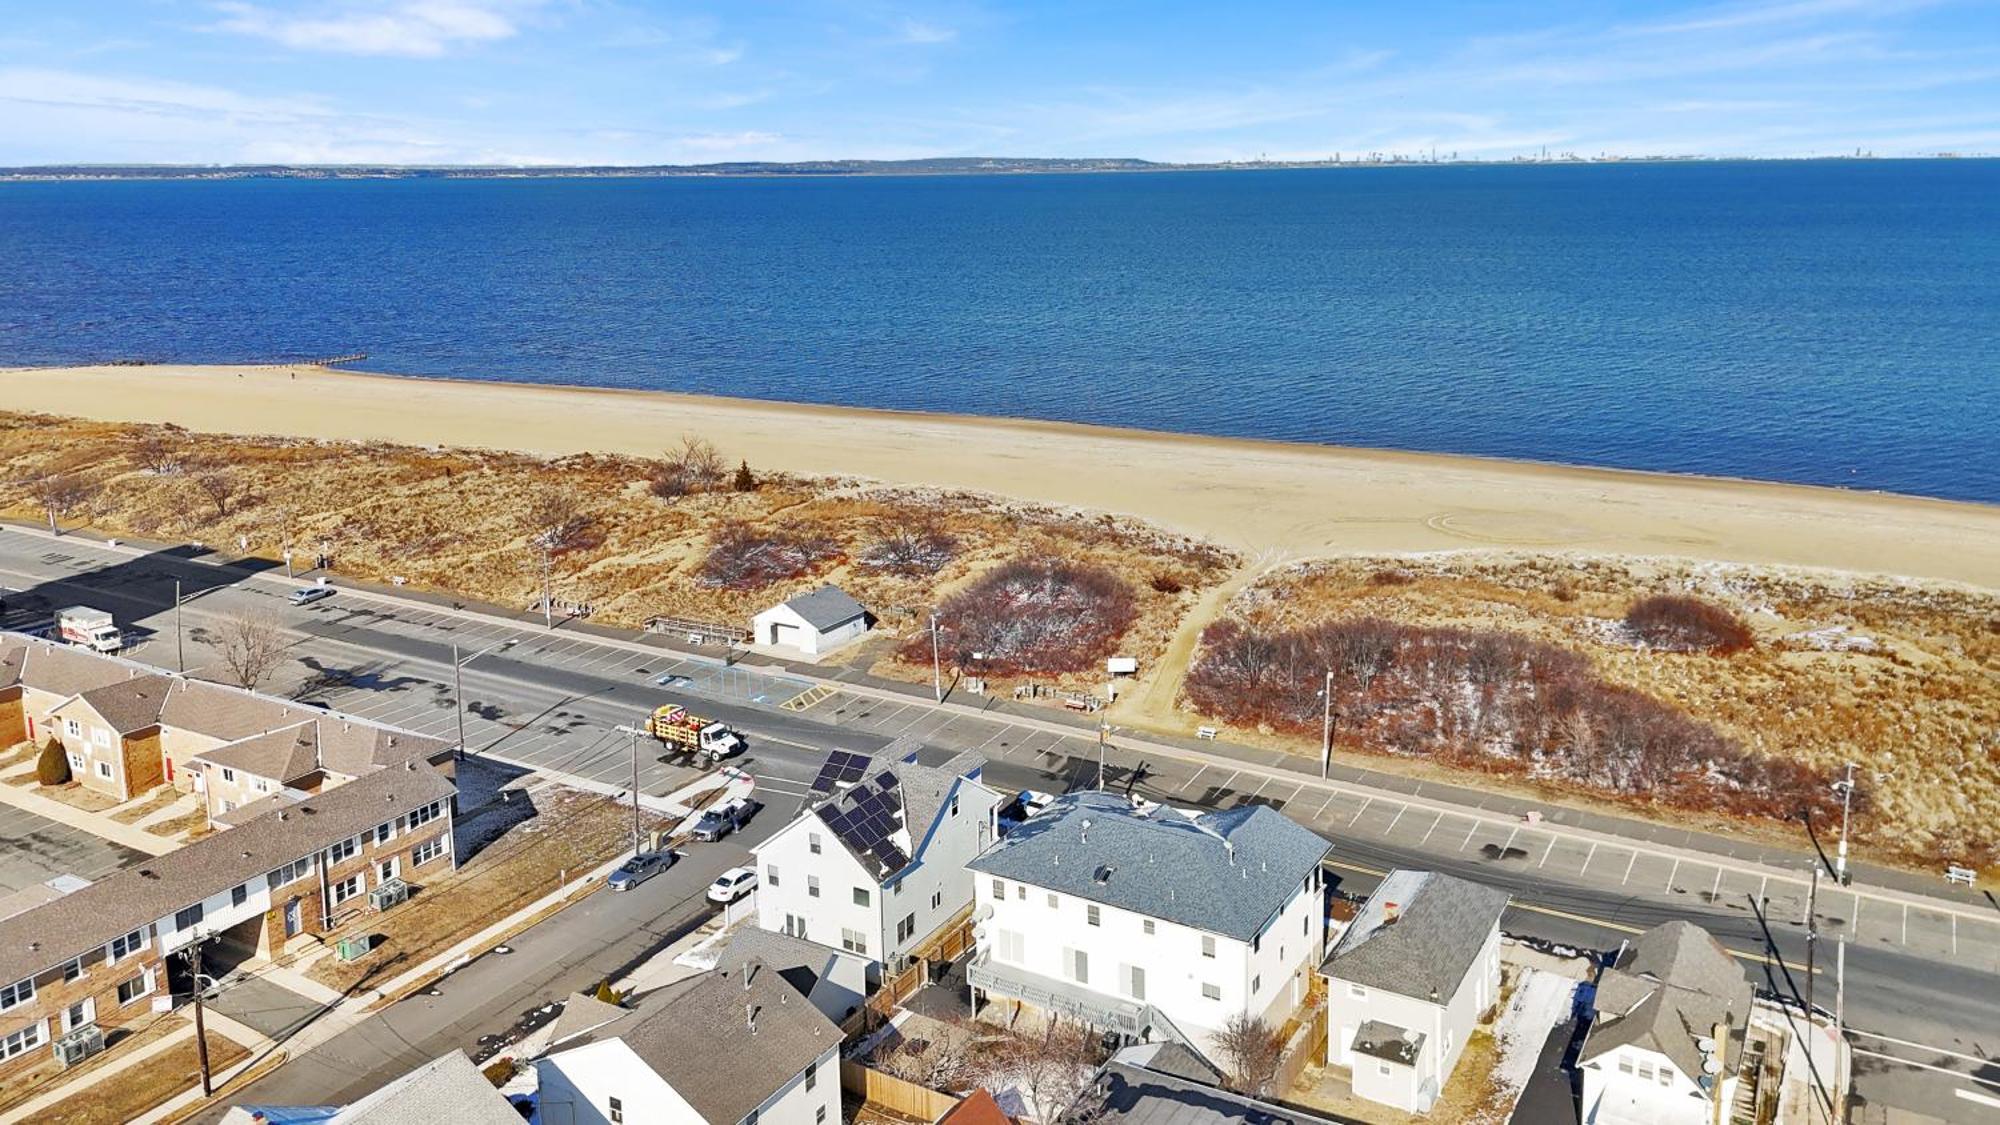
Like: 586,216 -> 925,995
1849,1029 -> 1995,1065
1959,1088 -> 2000,1109
1316,792 -> 1335,818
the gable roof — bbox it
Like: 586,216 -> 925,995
718,927 -> 870,1018
55,673 -> 174,734
222,1050 -> 520,1125
940,1089 -> 1015,1125
1097,1050 -> 1354,1125
0,762 -> 455,986
546,962 -> 839,1124
546,991 -> 631,1049
777,585 -> 867,631
196,719 -> 451,785
1580,921 -> 1752,1080
1321,869 -> 1510,1002
801,749 -> 988,882
199,722 -> 322,782
4,638 -> 132,696
967,791 -> 1330,943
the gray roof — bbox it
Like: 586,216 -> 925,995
967,791 -> 1330,943
547,962 -> 839,1124
546,991 -> 630,1049
1096,1058 -> 1354,1125
807,749 -> 988,881
223,1049 -> 520,1125
719,927 -> 866,1003
0,762 -> 456,986
1322,869 -> 1510,1002
1,637 -> 131,696
56,673 -> 173,734
778,584 -> 867,631
1350,1020 -> 1424,1067
1580,921 -> 1752,1080
198,722 -> 322,782
195,719 -> 451,785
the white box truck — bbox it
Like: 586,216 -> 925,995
55,606 -> 123,653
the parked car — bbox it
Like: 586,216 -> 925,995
692,797 -> 760,842
290,586 -> 334,606
707,866 -> 758,904
652,672 -> 696,689
606,851 -> 674,892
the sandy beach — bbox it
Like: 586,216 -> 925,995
10,362 -> 1998,587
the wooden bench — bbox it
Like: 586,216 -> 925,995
1196,726 -> 1218,740
1946,865 -> 1977,886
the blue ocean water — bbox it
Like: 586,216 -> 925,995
0,162 -> 1995,503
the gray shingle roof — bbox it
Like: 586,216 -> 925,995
0,762 -> 455,986
807,749 -> 987,881
198,722 -> 322,782
548,963 -> 840,1124
223,1049 -> 520,1125
1321,869 -> 1510,1002
1580,921 -> 1752,1081
58,673 -> 173,734
196,720 -> 452,785
1097,1057 -> 1355,1124
5,638 -> 132,696
966,791 -> 1330,942
779,585 -> 867,631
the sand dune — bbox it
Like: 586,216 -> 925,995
10,362 -> 1997,588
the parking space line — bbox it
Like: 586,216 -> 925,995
1666,858 -> 1681,893
1183,765 -> 1208,793
1578,842 -> 1597,874
1417,813 -> 1442,846
1317,792 -> 1336,818
1384,805 -> 1405,834
1349,797 -> 1373,827
1622,850 -> 1637,885
1711,867 -> 1722,899
1460,820 -> 1479,850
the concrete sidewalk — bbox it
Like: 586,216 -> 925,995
0,778 -> 177,855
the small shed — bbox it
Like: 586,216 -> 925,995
752,585 -> 870,656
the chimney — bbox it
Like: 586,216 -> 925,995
1079,819 -> 1091,845
1382,901 -> 1401,924
746,1003 -> 758,1033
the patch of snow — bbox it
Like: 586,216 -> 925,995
1781,625 -> 1879,653
1488,968 -> 1578,1107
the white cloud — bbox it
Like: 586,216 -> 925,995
897,20 -> 957,45
210,0 -> 532,58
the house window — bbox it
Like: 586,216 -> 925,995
68,753 -> 84,771
949,795 -> 959,816
853,887 -> 870,908
1201,935 -> 1216,958
897,914 -> 916,943
95,761 -> 112,779
117,971 -> 153,1005
330,874 -> 363,905
609,1096 -> 624,1123
809,833 -> 822,855
374,822 -> 394,845
1015,885 -> 1025,900
991,878 -> 1004,899
0,977 -> 32,1011
407,801 -> 443,829
413,837 -> 447,866
231,883 -> 248,908
1349,984 -> 1367,999
808,876 -> 821,899
62,959 -> 84,983
766,865 -> 780,887
1252,933 -> 1261,954
64,719 -> 80,737
1126,965 -> 1146,1001
1143,920 -> 1155,936
270,858 -> 312,886
1202,982 -> 1221,1001
109,928 -> 147,960
62,998 -> 94,1032
254,778 -> 269,793
219,800 -> 233,814
1067,948 -> 1088,984
1618,1057 -> 1634,1074
327,836 -> 359,865
175,903 -> 204,932
840,929 -> 867,955
92,727 -> 111,748
1637,1061 -> 1654,1081
816,1107 -> 827,1124
931,891 -> 942,909
1378,1064 -> 1392,1077
220,767 -> 236,783
0,1021 -> 44,1061
1659,1069 -> 1672,1087
805,1064 -> 818,1092
1087,905 -> 1101,927
1252,974 -> 1261,994
378,857 -> 399,884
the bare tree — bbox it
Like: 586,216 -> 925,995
131,428 -> 183,475
523,487 -> 593,625
1212,1012 -> 1284,1096
23,471 -> 97,535
214,612 -> 289,691
192,470 -> 238,519
670,435 -> 726,488
873,1018 -> 979,1091
998,1018 -> 1103,1121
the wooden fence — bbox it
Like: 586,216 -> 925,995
841,1060 -> 962,1122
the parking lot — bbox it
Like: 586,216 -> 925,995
0,804 -> 146,895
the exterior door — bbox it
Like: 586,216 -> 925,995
284,898 -> 302,937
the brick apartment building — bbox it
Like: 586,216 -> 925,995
0,760 -> 457,1080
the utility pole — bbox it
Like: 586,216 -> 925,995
1833,762 -> 1856,885
1320,669 -> 1335,779
186,933 -> 213,1098
541,546 -> 554,629
929,614 -> 943,702
450,639 -> 514,762
629,725 -> 642,854
1834,934 -> 1847,1124
174,579 -> 185,673
1097,720 -> 1109,792
1805,866 -> 1819,1029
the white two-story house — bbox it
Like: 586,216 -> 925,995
1579,921 -> 1753,1125
1320,868 -> 1510,1114
752,747 -> 1001,971
535,959 -> 841,1125
965,790 -> 1331,1065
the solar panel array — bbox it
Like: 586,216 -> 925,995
821,769 -> 911,875
809,750 -> 873,795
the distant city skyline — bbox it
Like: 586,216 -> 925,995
1,0 -> 1996,166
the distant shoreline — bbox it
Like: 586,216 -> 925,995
2,362 -> 1995,588
3,154 -> 1990,183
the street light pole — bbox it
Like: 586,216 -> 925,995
1097,720 -> 1108,792
1320,668 -> 1334,779
175,579 -> 185,674
450,639 -> 515,761
930,614 -> 943,703
1833,762 -> 1856,885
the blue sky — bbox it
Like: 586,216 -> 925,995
1,0 -> 1996,165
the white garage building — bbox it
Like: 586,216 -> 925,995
752,585 -> 870,657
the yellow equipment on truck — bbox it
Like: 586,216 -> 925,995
646,705 -> 746,765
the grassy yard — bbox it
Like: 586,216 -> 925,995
111,787 -> 186,824
306,785 -> 671,992
0,742 -> 38,771
0,1016 -> 186,1116
147,806 -> 210,839
33,1029 -> 247,1125
29,781 -> 123,813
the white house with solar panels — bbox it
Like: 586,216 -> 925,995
750,742 -> 1002,972
964,790 -> 1332,1066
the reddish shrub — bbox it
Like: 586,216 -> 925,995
1150,574 -> 1185,595
857,523 -> 958,577
1368,569 -> 1415,587
1624,595 -> 1753,653
1185,616 -> 1837,826
902,558 -> 1136,676
698,523 -> 839,590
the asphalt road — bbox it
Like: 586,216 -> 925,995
1,529 -> 1993,1121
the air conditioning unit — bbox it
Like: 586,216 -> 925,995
369,878 -> 409,912
52,1024 -> 104,1068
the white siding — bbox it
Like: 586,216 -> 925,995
1325,924 -> 1501,1114
534,1040 -> 695,1125
1581,1043 -> 1718,1125
879,779 -> 1001,966
754,818 -> 883,959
